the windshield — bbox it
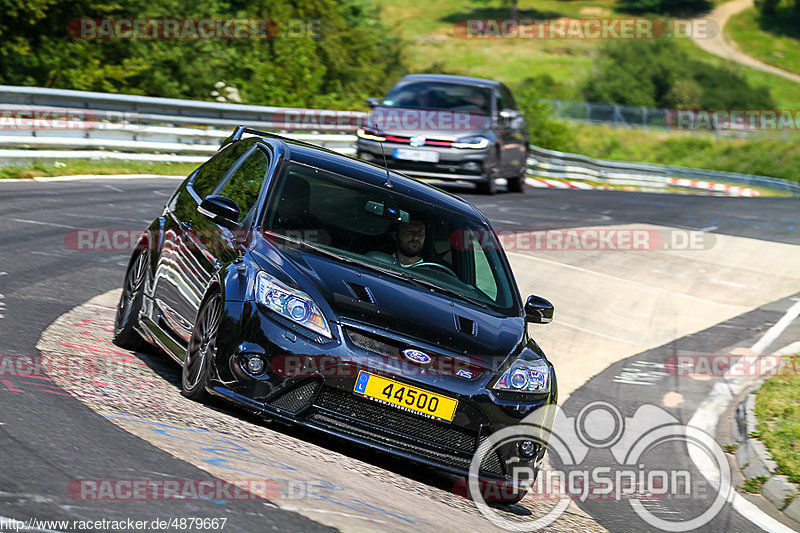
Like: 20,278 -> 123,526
261,162 -> 518,313
381,81 -> 492,115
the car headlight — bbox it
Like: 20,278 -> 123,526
356,128 -> 386,142
255,272 -> 332,339
452,136 -> 490,149
493,359 -> 550,393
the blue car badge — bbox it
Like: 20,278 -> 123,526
402,348 -> 432,364
409,136 -> 426,147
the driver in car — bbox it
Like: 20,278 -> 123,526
391,219 -> 426,266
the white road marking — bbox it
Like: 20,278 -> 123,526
710,278 -> 749,289
11,218 -> 79,230
751,299 -> 800,354
100,184 -> 124,192
558,320 -> 647,347
32,174 -> 183,181
687,300 -> 800,533
507,251 -> 719,304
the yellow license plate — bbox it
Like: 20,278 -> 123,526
353,370 -> 458,422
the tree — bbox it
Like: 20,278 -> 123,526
0,0 -> 406,109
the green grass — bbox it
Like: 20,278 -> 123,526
0,160 -> 198,180
739,476 -> 770,494
726,6 -> 800,76
373,0 -> 800,108
755,354 -> 800,485
677,38 -> 800,110
566,122 -> 800,183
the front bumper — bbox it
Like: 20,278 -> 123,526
356,139 -> 491,181
209,300 -> 556,481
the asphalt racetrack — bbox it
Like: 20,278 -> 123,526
1,176 -> 799,532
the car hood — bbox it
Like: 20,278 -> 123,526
368,106 -> 492,141
252,241 -> 522,371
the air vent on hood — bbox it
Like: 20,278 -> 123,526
346,282 -> 375,304
456,316 -> 476,336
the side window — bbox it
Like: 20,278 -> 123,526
469,236 -> 498,300
499,84 -> 518,111
191,141 -> 253,200
217,147 -> 270,222
494,89 -> 506,115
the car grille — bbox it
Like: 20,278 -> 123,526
311,386 -> 504,475
345,327 -> 401,357
344,326 -> 485,380
268,381 -> 321,413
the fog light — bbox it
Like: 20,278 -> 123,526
245,355 -> 265,375
518,440 -> 537,458
462,162 -> 480,172
361,153 -> 374,162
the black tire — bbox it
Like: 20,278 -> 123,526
181,291 -> 222,402
113,251 -> 150,352
507,166 -> 527,193
477,165 -> 498,195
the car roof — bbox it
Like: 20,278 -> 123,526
255,135 -> 486,220
396,74 -> 501,87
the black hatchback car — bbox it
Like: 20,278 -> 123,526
114,126 -> 556,499
357,74 -> 529,195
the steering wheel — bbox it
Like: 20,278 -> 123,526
407,261 -> 458,278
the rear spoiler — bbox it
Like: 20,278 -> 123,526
218,126 -> 277,151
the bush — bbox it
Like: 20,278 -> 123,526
515,76 -> 576,151
0,0 -> 405,109
583,40 -> 775,110
619,0 -> 711,16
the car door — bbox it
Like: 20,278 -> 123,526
181,143 -> 272,331
496,84 -> 528,175
152,140 -> 254,344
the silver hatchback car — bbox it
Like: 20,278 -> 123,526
356,74 -> 529,195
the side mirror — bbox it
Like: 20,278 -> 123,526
365,97 -> 380,108
525,295 -> 554,324
198,195 -> 240,230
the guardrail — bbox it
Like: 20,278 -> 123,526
526,145 -> 800,195
1,85 -> 798,195
546,99 -> 799,142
